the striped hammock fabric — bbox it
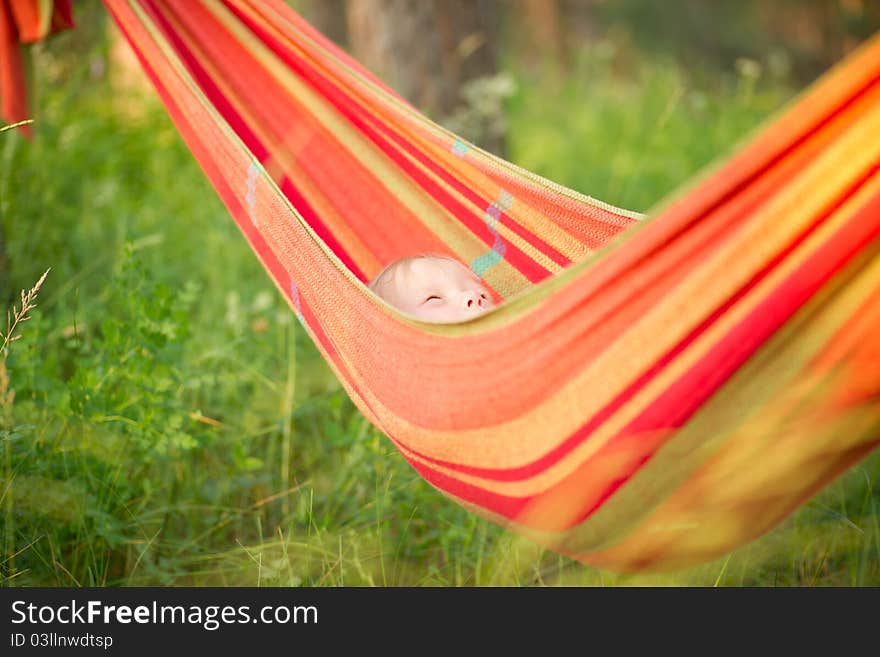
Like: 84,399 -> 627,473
36,0 -> 880,572
0,0 -> 73,137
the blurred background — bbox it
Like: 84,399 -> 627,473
300,0 -> 880,157
1,0 -> 879,586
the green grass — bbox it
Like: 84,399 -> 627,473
1,19 -> 878,587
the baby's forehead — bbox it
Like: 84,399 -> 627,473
408,255 -> 463,276
409,256 -> 481,285
376,256 -> 478,294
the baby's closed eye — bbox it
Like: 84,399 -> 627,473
424,295 -> 443,303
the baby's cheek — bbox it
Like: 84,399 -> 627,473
387,288 -> 421,313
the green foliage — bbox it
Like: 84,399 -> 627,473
506,38 -> 796,213
588,0 -> 880,85
66,247 -> 202,455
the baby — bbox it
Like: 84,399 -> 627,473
368,254 -> 495,322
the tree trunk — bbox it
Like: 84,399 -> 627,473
346,0 -> 505,154
519,0 -> 565,73
297,0 -> 349,48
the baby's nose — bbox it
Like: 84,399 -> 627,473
461,290 -> 486,310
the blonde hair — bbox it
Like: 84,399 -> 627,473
368,253 -> 464,295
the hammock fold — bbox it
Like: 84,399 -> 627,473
42,0 -> 880,571
0,0 -> 73,137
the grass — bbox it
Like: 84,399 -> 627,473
1,15 -> 878,587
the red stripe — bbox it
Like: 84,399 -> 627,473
368,111 -> 574,270
407,453 -> 531,521
139,0 -> 267,160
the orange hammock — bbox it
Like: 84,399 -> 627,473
7,0 -> 880,572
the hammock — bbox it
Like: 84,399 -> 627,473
8,0 -> 880,573
0,0 -> 72,137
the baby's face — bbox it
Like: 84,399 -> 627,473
375,256 -> 495,322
